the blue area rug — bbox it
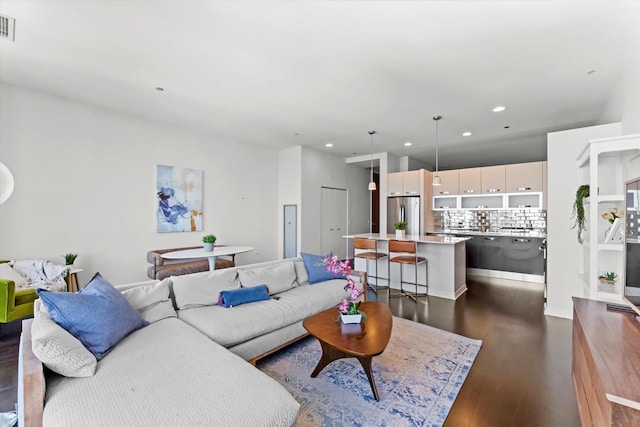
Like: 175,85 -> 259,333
258,316 -> 482,427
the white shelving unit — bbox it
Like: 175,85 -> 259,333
577,134 -> 640,302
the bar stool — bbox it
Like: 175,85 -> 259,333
388,240 -> 427,301
353,237 -> 388,294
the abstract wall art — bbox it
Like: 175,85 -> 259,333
156,165 -> 203,233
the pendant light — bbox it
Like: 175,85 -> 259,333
432,116 -> 442,186
368,131 -> 377,191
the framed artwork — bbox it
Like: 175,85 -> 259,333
156,165 -> 203,233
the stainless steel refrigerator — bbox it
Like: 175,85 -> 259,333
387,196 -> 420,235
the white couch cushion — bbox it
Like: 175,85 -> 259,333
42,318 -> 299,426
172,268 -> 239,309
179,278 -> 356,349
120,279 -> 177,323
0,263 -> 28,287
237,260 -> 297,295
31,300 -> 97,378
293,259 -> 309,285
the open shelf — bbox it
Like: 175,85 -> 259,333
577,133 -> 639,302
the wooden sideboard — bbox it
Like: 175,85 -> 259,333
572,297 -> 640,426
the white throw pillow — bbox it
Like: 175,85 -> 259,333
0,263 -> 28,287
121,278 -> 177,323
172,268 -> 240,310
238,261 -> 297,295
12,259 -> 67,283
293,260 -> 309,285
31,300 -> 97,378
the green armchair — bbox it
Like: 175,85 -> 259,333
0,260 -> 39,323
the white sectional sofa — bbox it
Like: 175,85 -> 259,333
19,257 -> 366,427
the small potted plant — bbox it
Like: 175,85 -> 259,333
598,271 -> 617,285
202,234 -> 216,252
394,221 -> 407,239
63,253 -> 78,266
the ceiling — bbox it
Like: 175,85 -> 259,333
1,1 -> 638,170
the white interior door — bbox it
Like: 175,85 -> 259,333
321,187 -> 348,259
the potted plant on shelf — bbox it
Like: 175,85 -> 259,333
598,271 -> 617,285
202,234 -> 216,252
394,221 -> 407,239
571,184 -> 590,243
63,253 -> 78,266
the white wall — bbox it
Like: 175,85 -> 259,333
278,146 -> 302,259
546,122 -> 621,319
400,156 -> 430,172
0,84 -> 279,285
601,58 -> 640,135
299,147 -> 369,255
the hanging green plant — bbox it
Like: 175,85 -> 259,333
571,184 -> 590,242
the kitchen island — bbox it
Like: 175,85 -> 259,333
426,229 -> 546,283
344,233 -> 469,300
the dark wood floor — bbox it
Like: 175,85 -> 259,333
375,276 -> 580,427
0,276 -> 580,426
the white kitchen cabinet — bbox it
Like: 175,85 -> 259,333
506,161 -> 544,193
460,194 -> 504,210
506,193 -> 543,209
387,170 -> 421,196
458,167 -> 482,195
403,170 -> 420,195
387,172 -> 404,196
578,134 -> 640,302
433,169 -> 459,196
481,165 -> 505,194
432,196 -> 459,211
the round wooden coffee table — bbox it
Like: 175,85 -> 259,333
302,301 -> 393,401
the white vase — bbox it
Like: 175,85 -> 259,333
203,243 -> 214,252
340,312 -> 362,324
395,230 -> 405,239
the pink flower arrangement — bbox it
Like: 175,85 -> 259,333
323,255 -> 364,317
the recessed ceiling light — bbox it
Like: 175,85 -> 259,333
462,132 -> 472,137
325,143 -> 333,148
404,142 -> 412,147
492,106 -> 506,112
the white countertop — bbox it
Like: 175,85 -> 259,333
427,229 -> 547,238
344,233 -> 469,245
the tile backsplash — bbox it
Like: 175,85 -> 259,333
432,209 -> 547,232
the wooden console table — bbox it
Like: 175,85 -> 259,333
572,297 -> 640,426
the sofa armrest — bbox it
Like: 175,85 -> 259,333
19,318 -> 45,427
0,279 -> 16,321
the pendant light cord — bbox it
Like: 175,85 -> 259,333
369,131 -> 375,181
433,115 -> 442,174
435,120 -> 438,173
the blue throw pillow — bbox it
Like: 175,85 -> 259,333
300,252 -> 343,284
37,273 -> 146,360
218,284 -> 270,307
